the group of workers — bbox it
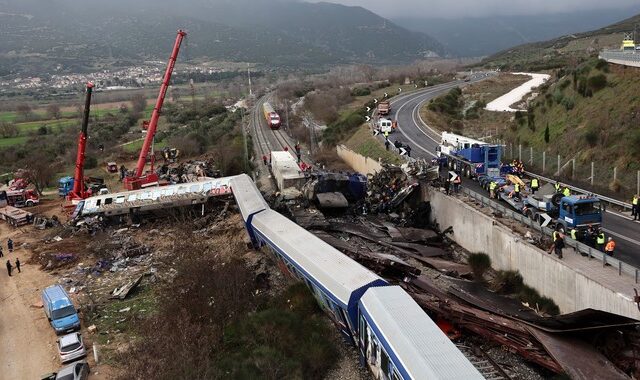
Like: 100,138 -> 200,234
510,159 -> 525,176
1,239 -> 21,276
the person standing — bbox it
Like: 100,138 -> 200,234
119,165 -> 127,182
294,143 -> 301,163
632,195 -> 639,221
7,238 -> 13,253
15,258 -> 20,273
605,237 -> 616,256
444,178 -> 451,195
513,183 -> 521,200
489,181 -> 497,199
6,260 -> 12,276
596,230 -> 606,252
554,182 -> 561,193
262,155 -> 268,166
530,178 -> 539,194
405,145 -> 412,158
453,175 -> 461,194
563,186 -> 571,197
554,231 -> 565,259
384,139 -> 390,151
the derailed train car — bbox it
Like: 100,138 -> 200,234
229,174 -> 484,380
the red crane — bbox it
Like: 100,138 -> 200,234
124,29 -> 187,190
66,82 -> 94,202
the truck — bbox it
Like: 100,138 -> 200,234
2,188 -> 39,207
377,101 -> 390,116
58,176 -> 108,198
496,183 -> 602,233
0,189 -> 35,227
437,132 -> 510,179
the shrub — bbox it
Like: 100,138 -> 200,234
584,128 -> 598,147
518,285 -> 560,315
467,252 -> 491,281
561,97 -> 575,111
595,59 -> 609,72
588,74 -> 607,93
350,87 -> 371,97
84,156 -> 98,170
493,270 -> 524,294
544,124 -> 550,143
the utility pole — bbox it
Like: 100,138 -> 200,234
284,100 -> 290,132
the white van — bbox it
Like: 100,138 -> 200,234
377,118 -> 394,133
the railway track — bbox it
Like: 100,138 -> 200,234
250,97 -> 293,158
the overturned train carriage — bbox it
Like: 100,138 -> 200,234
228,174 -> 485,380
74,177 -> 233,221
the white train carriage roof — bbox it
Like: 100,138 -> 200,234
252,209 -> 385,306
360,286 -> 484,380
80,177 -> 232,215
229,174 -> 269,220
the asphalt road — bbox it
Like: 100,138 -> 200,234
386,74 -> 640,269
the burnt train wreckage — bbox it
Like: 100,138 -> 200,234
74,174 -> 484,379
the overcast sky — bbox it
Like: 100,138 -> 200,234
308,0 -> 640,19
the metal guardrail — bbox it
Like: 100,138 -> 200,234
522,170 -> 633,212
461,187 -> 640,283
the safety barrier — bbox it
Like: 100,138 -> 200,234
462,187 -> 640,283
523,170 -> 633,212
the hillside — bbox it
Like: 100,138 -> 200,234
396,6 -> 640,58
0,0 -> 444,75
478,13 -> 640,71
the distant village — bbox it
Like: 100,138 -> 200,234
0,63 -> 233,92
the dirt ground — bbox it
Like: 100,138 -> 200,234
0,210 -> 114,379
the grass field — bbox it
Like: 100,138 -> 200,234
122,138 -> 167,153
0,136 -> 29,148
344,125 -> 402,165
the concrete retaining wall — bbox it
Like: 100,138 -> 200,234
428,188 -> 640,320
336,145 -> 383,175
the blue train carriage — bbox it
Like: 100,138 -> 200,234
358,286 -> 485,380
250,209 -> 388,342
229,174 -> 270,245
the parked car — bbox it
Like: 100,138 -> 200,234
57,332 -> 86,363
42,285 -> 81,335
41,361 -> 90,380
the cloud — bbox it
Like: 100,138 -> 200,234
306,0 -> 640,19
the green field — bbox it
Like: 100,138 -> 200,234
15,118 -> 78,133
122,138 -> 167,153
0,136 -> 29,148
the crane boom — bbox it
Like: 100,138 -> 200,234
125,29 -> 186,190
68,82 -> 94,201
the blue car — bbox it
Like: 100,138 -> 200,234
42,285 -> 81,335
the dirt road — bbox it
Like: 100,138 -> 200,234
0,225 -> 58,378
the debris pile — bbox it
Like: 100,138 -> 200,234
156,158 -> 221,183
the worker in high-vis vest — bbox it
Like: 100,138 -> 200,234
554,182 -> 561,192
530,178 -> 539,194
570,227 -> 578,241
596,231 -> 606,252
489,181 -> 497,199
513,183 -> 520,200
632,195 -> 639,221
605,237 -> 616,256
562,187 -> 571,197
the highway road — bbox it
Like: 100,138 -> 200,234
385,74 -> 640,269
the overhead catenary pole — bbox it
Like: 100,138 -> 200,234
542,151 -> 546,173
556,154 -> 560,176
591,162 -> 595,186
